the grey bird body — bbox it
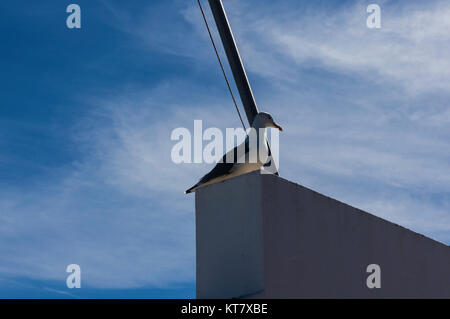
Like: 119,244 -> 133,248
185,112 -> 282,194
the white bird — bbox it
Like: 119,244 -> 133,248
185,112 -> 283,194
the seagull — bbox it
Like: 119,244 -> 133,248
185,112 -> 283,194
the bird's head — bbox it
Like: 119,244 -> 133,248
252,112 -> 283,131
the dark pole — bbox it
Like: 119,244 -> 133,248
207,0 -> 259,126
207,0 -> 279,175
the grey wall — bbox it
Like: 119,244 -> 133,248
195,172 -> 264,299
195,171 -> 450,299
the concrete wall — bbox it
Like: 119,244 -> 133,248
195,172 -> 264,299
195,171 -> 450,299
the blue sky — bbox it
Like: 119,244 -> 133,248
0,0 -> 449,298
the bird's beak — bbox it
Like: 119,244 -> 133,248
273,123 -> 283,131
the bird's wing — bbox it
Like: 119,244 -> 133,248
198,137 -> 250,184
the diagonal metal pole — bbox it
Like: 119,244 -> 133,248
207,0 -> 279,175
207,0 -> 259,126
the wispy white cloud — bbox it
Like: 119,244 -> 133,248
0,82 -> 239,289
43,287 -> 80,299
228,0 -> 450,94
